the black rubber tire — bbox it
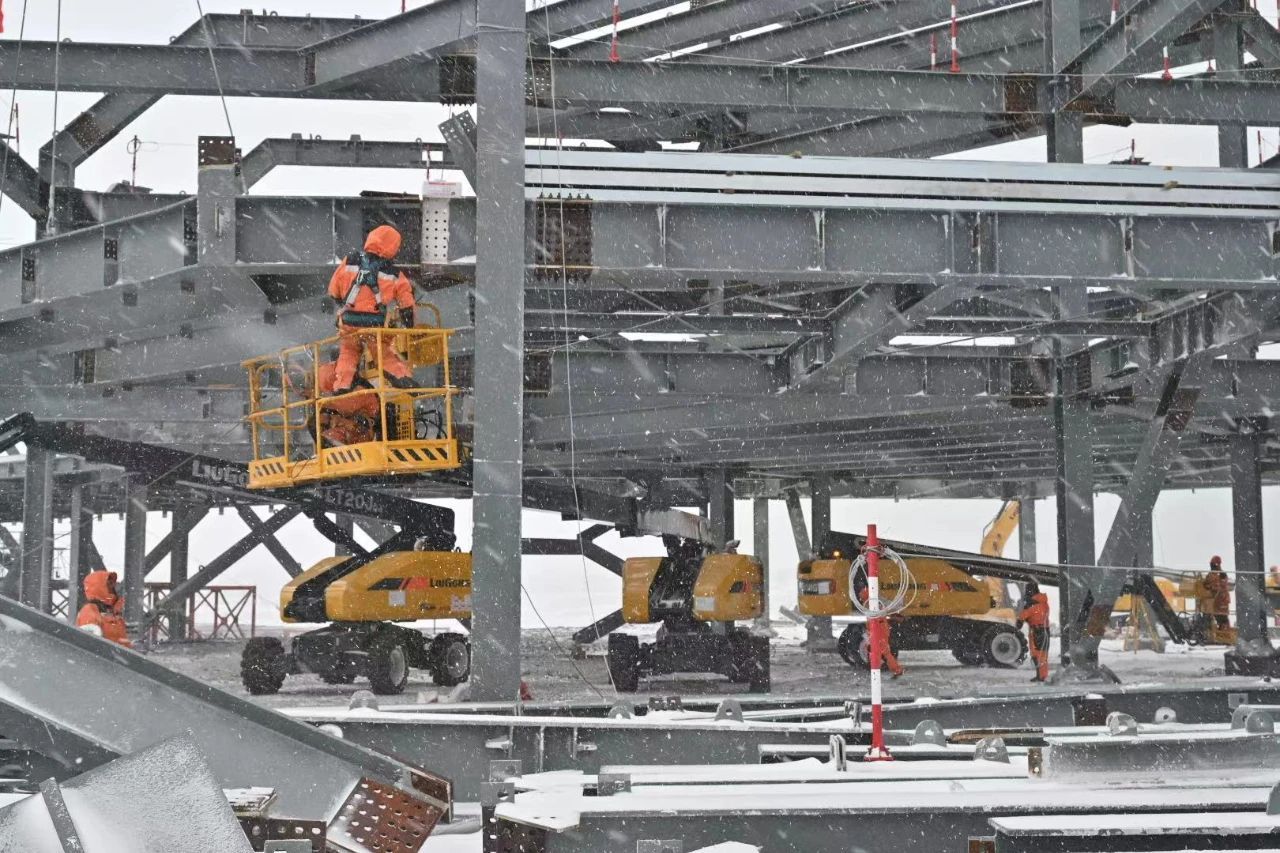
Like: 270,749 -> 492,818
241,637 -> 287,695
980,623 -> 1028,668
430,633 -> 471,687
952,644 -> 984,666
367,632 -> 410,695
607,633 -> 640,693
837,624 -> 868,667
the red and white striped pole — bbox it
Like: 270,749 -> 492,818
1161,45 -> 1172,81
865,524 -> 893,762
609,0 -> 622,63
930,33 -> 938,70
949,1 -> 960,73
1110,0 -> 1119,24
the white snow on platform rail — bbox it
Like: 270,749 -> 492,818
285,707 -> 854,732
496,778 -> 1275,831
990,810 -> 1280,836
514,756 -> 1029,792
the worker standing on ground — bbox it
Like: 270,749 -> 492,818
1016,581 -> 1050,683
1205,556 -> 1232,629
75,570 -> 133,648
327,225 -> 417,394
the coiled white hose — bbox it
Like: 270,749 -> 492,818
847,546 -> 917,618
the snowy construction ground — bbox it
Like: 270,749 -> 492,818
153,624 -> 1237,710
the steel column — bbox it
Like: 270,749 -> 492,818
1214,10 -> 1248,167
1231,429 -> 1270,656
17,446 -> 53,611
1054,288 -> 1095,659
1065,359 -> 1205,673
707,468 -> 735,547
122,476 -> 149,628
66,484 -> 97,624
169,507 -> 195,641
754,497 -> 770,627
1045,0 -> 1084,162
469,0 -> 528,703
807,476 -> 834,650
1019,498 -> 1037,562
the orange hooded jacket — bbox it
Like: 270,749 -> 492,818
327,226 -> 415,327
1018,592 -> 1050,628
76,570 -> 132,647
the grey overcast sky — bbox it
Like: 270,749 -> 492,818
5,1 -> 1276,626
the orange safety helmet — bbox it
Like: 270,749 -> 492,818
363,225 -> 402,260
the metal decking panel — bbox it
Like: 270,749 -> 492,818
0,595 -> 448,827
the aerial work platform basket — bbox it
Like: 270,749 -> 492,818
243,310 -> 461,489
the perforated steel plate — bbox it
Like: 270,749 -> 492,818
327,777 -> 444,853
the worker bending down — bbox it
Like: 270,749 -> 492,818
75,570 -> 132,648
1017,581 -> 1050,683
315,360 -> 380,447
855,571 -> 905,679
327,225 -> 417,395
1205,555 -> 1232,628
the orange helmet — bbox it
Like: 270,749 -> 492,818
363,224 -> 402,260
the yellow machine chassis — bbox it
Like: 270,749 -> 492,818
244,315 -> 460,489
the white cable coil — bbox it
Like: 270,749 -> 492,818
847,546 -> 917,618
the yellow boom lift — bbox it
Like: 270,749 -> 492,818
238,304 -> 474,695
606,536 -> 770,692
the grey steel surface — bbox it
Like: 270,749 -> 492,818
0,594 -> 448,824
468,0 -> 528,703
1233,429 -> 1270,654
496,781 -> 1274,853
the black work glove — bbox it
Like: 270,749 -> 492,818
399,307 -> 415,328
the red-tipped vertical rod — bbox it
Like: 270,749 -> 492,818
949,1 -> 960,72
1161,45 -> 1173,80
865,524 -> 893,761
609,0 -> 622,63
930,32 -> 938,70
1111,0 -> 1120,24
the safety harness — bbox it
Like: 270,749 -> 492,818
340,252 -> 395,327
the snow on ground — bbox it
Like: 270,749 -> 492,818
148,622 -> 1235,711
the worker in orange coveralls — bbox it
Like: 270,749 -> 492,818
1017,581 -> 1050,683
1205,556 -> 1232,629
855,572 -> 905,679
327,225 -> 417,394
314,360 -> 381,446
76,570 -> 133,647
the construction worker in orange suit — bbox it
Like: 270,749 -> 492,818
75,570 -> 132,648
315,360 -> 381,446
854,572 -> 905,679
1016,581 -> 1050,683
327,224 -> 417,394
1205,556 -> 1232,629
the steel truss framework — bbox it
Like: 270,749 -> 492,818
0,0 -> 1275,694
